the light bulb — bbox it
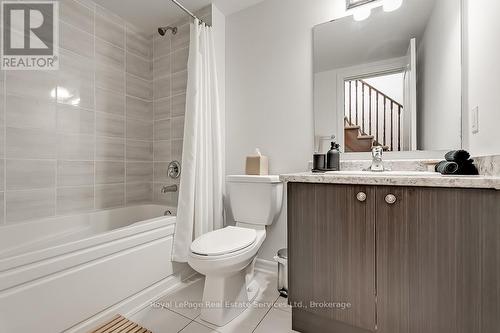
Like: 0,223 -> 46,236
383,0 -> 403,12
353,7 -> 372,21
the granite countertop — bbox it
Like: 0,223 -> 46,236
279,172 -> 500,190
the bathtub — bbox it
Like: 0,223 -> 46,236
0,205 -> 179,333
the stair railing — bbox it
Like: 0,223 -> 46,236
346,79 -> 403,151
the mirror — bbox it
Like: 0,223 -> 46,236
313,0 -> 462,154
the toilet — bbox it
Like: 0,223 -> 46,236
188,175 -> 283,327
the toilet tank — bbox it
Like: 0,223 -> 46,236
226,175 -> 283,226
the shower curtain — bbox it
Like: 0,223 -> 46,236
172,19 -> 224,262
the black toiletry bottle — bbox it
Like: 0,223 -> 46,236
326,142 -> 340,171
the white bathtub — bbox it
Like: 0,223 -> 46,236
0,205 -> 179,333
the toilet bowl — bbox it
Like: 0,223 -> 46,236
187,175 -> 283,327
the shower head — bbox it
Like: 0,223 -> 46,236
158,26 -> 178,36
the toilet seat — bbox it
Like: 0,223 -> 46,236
190,226 -> 257,256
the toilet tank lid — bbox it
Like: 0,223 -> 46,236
226,175 -> 281,184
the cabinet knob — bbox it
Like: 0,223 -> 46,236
356,192 -> 367,202
385,194 -> 397,205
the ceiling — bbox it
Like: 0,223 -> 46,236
314,0 -> 437,73
93,0 -> 266,33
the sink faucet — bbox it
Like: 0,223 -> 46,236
367,146 -> 385,172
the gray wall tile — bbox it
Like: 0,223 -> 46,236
6,160 -> 56,190
57,134 -> 95,160
171,71 -> 187,96
96,89 -> 125,116
126,162 -> 153,182
96,161 -> 125,184
126,119 -> 153,140
57,187 -> 94,215
96,184 -> 125,209
96,64 -> 125,93
172,47 -> 189,74
126,140 -> 153,161
58,161 -> 94,187
154,140 -> 171,162
97,137 -> 125,161
60,22 -> 94,58
154,76 -> 171,100
127,96 -> 153,121
6,127 -> 57,159
6,94 -> 56,130
96,38 -> 125,70
153,55 -> 171,78
171,94 -> 186,117
154,97 -> 171,120
127,29 -> 153,59
96,112 -> 125,138
126,183 -> 153,204
171,116 -> 185,139
126,52 -> 153,81
154,119 -> 171,141
96,13 -> 125,49
57,105 -> 95,135
60,0 -> 94,35
6,189 -> 56,223
126,75 -> 153,100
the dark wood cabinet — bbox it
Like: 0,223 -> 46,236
287,183 -> 500,333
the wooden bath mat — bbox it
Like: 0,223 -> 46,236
89,315 -> 152,333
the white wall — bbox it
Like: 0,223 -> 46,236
364,73 -> 404,105
417,0 -> 462,151
314,69 -> 338,151
467,0 -> 500,155
226,0 -> 348,261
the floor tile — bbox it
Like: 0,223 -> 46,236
253,308 -> 299,333
157,275 -> 205,319
180,321 -> 219,333
273,297 -> 291,313
130,305 -> 191,333
195,302 -> 272,333
253,271 -> 280,304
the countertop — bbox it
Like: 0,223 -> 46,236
279,172 -> 500,190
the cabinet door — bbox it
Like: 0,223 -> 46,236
288,183 -> 376,333
376,186 -> 498,333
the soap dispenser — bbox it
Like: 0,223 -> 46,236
326,142 -> 340,171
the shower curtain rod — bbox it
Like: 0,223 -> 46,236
170,0 -> 211,26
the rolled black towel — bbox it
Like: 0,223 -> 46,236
445,150 -> 470,162
456,159 -> 479,176
435,161 -> 459,175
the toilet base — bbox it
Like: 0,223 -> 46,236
200,259 -> 259,327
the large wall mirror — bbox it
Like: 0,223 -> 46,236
313,0 -> 462,154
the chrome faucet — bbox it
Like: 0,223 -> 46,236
161,184 -> 178,193
367,146 -> 385,172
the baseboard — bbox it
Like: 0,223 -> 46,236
255,258 -> 278,275
66,264 -> 197,333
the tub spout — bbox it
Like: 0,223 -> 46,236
161,185 -> 178,193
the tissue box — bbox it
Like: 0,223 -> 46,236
246,155 -> 269,175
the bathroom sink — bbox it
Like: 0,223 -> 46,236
325,170 -> 440,176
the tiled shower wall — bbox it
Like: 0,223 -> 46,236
0,0 -> 157,225
151,6 -> 212,207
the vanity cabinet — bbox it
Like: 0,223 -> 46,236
287,183 -> 500,333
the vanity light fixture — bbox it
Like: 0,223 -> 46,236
383,0 -> 403,12
347,0 -> 403,21
353,6 -> 372,21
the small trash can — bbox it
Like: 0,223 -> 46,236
274,248 -> 288,297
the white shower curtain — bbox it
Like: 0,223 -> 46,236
172,20 -> 224,263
